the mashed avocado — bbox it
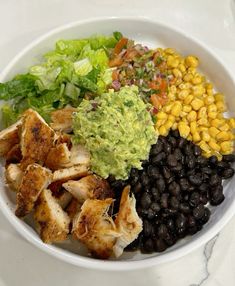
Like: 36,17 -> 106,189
72,86 -> 157,179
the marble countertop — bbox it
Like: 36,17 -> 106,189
0,0 -> 235,285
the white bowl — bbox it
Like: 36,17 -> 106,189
0,17 -> 235,271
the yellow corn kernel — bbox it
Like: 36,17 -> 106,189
208,111 -> 217,119
165,120 -> 174,129
183,73 -> 193,82
158,126 -> 168,136
206,89 -> 213,96
179,83 -> 192,90
187,67 -> 196,75
197,118 -> 208,126
198,107 -> 207,119
211,118 -> 222,128
185,55 -> 199,68
167,57 -> 179,68
217,131 -> 230,141
182,117 -> 188,123
191,75 -> 202,85
179,64 -> 186,73
216,101 -> 226,112
172,68 -> 182,78
193,132 -> 201,142
184,94 -> 194,105
205,83 -> 213,89
228,118 -> 235,128
209,126 -> 220,137
180,111 -> 188,118
157,111 -> 168,120
198,126 -> 208,132
171,102 -> 182,117
199,141 -> 210,153
178,123 -> 190,138
164,104 -> 173,113
183,105 -> 192,113
214,93 -> 224,102
187,135 -> 193,141
168,92 -> 175,100
178,89 -> 189,100
191,98 -> 204,111
204,95 -> 215,105
172,122 -> 178,130
220,141 -> 233,153
207,104 -> 217,113
219,123 -> 230,131
190,121 -> 197,133
156,119 -> 165,127
187,110 -> 197,122
170,85 -> 177,93
201,131 -> 210,142
192,85 -> 205,96
208,140 -> 220,152
165,48 -> 175,54
168,115 -> 175,122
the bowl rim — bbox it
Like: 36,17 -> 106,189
0,16 -> 235,271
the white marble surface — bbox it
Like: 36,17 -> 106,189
0,0 -> 235,285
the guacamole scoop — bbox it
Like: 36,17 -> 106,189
72,86 -> 157,179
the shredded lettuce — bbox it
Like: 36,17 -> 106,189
0,32 -> 122,127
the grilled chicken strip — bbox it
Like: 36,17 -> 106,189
15,164 -> 52,217
113,185 -> 143,257
50,107 -> 76,133
34,189 -> 70,243
55,190 -> 73,209
66,198 -> 82,221
0,119 -> 22,156
62,175 -> 113,203
45,144 -> 90,171
5,164 -> 23,191
20,109 -> 55,167
5,144 -> 22,166
52,165 -> 89,182
72,198 -> 119,259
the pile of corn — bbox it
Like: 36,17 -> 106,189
155,48 -> 235,159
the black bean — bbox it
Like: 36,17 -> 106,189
125,238 -> 140,251
157,224 -> 168,239
188,226 -> 198,235
209,155 -> 218,165
168,136 -> 177,147
187,215 -> 196,228
164,142 -> 172,154
151,187 -> 161,201
175,213 -> 187,229
152,152 -> 166,165
150,202 -> 161,213
189,192 -> 200,207
178,137 -> 186,149
199,183 -> 209,192
201,167 -> 213,175
210,187 -> 225,206
164,234 -> 176,246
130,175 -> 139,186
189,173 -> 203,186
184,144 -> 193,155
168,181 -> 181,197
154,238 -> 167,252
194,145 -> 202,156
217,161 -> 230,170
173,148 -> 183,161
166,219 -> 175,232
209,174 -> 222,186
221,168 -> 234,179
193,204 -> 205,220
151,142 -> 163,155
133,182 -> 142,194
185,155 -> 196,169
171,163 -> 183,172
143,238 -> 154,253
130,168 -> 139,178
143,220 -> 153,237
166,176 -> 175,185
179,202 -> 191,214
183,194 -> 189,201
141,172 -> 150,187
167,154 -> 178,167
171,129 -> 180,138
147,165 -> 160,178
199,194 -> 209,205
170,196 -> 180,210
162,166 -> 172,179
196,156 -> 208,166
155,177 -> 166,192
177,169 -> 186,178
179,178 -> 190,191
223,154 -> 235,163
140,193 -> 152,209
199,208 -> 211,224
177,228 -> 186,238
160,193 -> 169,208
147,209 -> 155,220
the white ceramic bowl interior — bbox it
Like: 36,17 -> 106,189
0,17 -> 235,271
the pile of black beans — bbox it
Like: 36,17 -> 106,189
109,129 -> 235,254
